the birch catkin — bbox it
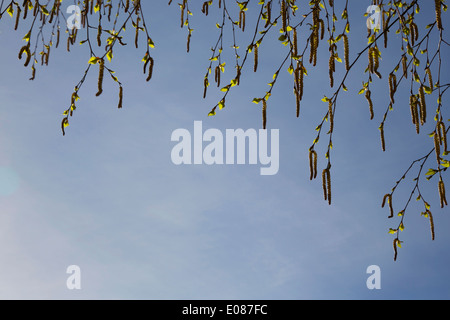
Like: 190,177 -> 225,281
262,99 -> 267,130
434,131 -> 441,164
309,149 -> 318,180
118,86 -> 123,109
419,85 -> 427,125
343,34 -> 349,71
402,55 -> 408,79
427,210 -> 435,240
439,178 -> 448,208
96,58 -> 104,96
365,89 -> 374,120
435,0 -> 443,31
426,67 -> 433,89
253,44 -> 258,72
382,193 -> 394,218
439,121 -> 448,153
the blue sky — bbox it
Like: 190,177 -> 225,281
0,1 -> 449,299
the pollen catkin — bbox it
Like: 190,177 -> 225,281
329,53 -> 334,88
281,0 -> 287,32
434,131 -> 441,164
253,44 -> 258,72
343,34 -> 349,71
393,239 -> 398,261
97,24 -> 102,46
96,58 -> 104,96
125,0 -> 130,12
373,46 -> 382,78
56,28 -> 60,48
365,89 -> 374,120
202,2 -> 209,16
327,171 -> 331,205
426,67 -> 433,90
18,45 -> 31,67
262,99 -> 267,130
439,121 -> 448,153
187,31 -> 191,52
293,28 -> 298,57
419,85 -> 427,125
309,149 -> 318,180
15,6 -> 21,30
439,178 -> 448,208
215,66 -> 221,87
380,123 -> 386,151
264,1 -> 271,28
427,210 -> 435,240
435,0 -> 443,31
389,73 -> 397,104
203,77 -> 208,98
118,86 -> 123,109
381,193 -> 394,218
319,19 -> 324,40
402,55 -> 408,79
135,18 -> 140,48
298,60 -> 304,101
239,10 -> 245,31
368,47 -> 374,74
146,57 -> 154,82
322,169 -> 328,202
328,100 -> 334,132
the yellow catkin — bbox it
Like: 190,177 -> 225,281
410,21 -> 416,46
435,0 -> 443,31
427,210 -> 435,240
215,66 -> 220,87
402,55 -> 408,79
322,169 -> 328,202
368,47 -> 374,74
203,77 -> 208,98
410,95 -> 417,124
14,6 -> 21,30
202,2 -> 209,15
439,121 -> 448,153
381,193 -> 394,218
293,28 -> 298,57
380,124 -> 386,151
439,178 -> 448,208
299,60 -> 304,101
343,34 -> 349,71
118,86 -> 123,109
146,55 -> 155,80
434,131 -> 441,164
187,31 -> 191,52
97,24 -> 102,47
329,52 -> 334,88
426,67 -> 433,90
365,89 -> 374,120
419,85 -> 426,125
371,46 -> 382,78
309,149 -> 317,180
326,169 -> 331,205
264,1 -> 271,28
254,44 -> 258,72
319,19 -> 324,40
96,58 -> 104,96
389,73 -> 396,104
328,100 -> 334,132
262,99 -> 267,129
281,0 -> 287,32
393,239 -> 398,261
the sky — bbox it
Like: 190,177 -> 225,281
0,0 -> 449,300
